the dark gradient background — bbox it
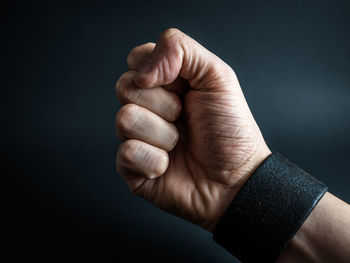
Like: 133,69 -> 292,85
3,0 -> 350,262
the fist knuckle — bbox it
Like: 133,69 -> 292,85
144,42 -> 155,48
160,28 -> 182,43
119,83 -> 137,104
127,42 -> 155,67
116,72 -> 142,104
119,140 -> 139,165
124,85 -> 143,104
116,72 -> 131,98
127,46 -> 138,66
116,104 -> 139,136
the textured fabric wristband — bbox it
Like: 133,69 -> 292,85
213,153 -> 328,263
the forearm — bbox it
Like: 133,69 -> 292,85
276,192 -> 350,263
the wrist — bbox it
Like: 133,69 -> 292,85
206,143 -> 271,234
212,152 -> 328,262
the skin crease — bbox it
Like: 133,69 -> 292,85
115,28 -> 350,262
115,28 -> 271,233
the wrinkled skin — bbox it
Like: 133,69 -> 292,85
115,28 -> 271,232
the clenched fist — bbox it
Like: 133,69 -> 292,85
115,28 -> 271,232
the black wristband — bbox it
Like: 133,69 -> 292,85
213,153 -> 328,263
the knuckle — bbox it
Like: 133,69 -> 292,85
116,72 -> 139,103
127,43 -> 155,69
144,42 -> 155,48
115,72 -> 130,98
119,140 -> 139,164
160,28 -> 182,43
127,46 -> 139,66
116,104 -> 139,135
122,86 -> 141,104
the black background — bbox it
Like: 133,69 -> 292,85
3,0 -> 350,262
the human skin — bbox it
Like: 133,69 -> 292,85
115,28 -> 271,232
276,192 -> 350,262
115,28 -> 350,262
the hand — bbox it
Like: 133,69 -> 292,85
115,28 -> 271,232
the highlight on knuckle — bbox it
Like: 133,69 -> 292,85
144,42 -> 155,49
116,104 -> 139,135
160,28 -> 182,43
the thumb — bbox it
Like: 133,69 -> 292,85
134,28 -> 235,91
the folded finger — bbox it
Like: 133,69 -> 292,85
116,71 -> 182,122
116,104 -> 179,152
127,42 -> 155,70
116,139 -> 169,180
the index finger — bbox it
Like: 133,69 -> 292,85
127,42 -> 155,70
